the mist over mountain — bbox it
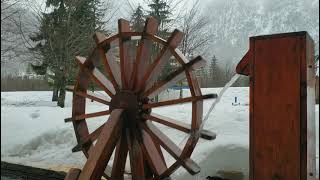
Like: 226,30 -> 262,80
1,0 -> 319,75
203,0 -> 319,67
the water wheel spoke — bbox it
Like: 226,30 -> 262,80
72,122 -> 105,152
141,121 -> 200,175
144,113 -> 216,140
118,19 -> 135,89
78,109 -> 124,180
65,168 -> 81,180
65,110 -> 111,123
76,56 -> 115,97
139,30 -> 184,92
66,85 -> 111,105
143,94 -> 217,109
140,129 -> 167,176
106,49 -> 122,88
126,129 -> 146,180
131,17 -> 159,91
171,48 -> 189,64
92,33 -> 120,91
142,56 -> 205,98
111,129 -> 128,179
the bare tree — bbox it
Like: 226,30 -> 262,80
1,0 -> 20,61
177,0 -> 212,98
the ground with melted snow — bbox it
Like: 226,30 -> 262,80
1,88 -> 319,180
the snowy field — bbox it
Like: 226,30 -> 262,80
1,88 -> 319,180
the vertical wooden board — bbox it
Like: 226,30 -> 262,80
127,130 -> 145,180
133,17 -> 158,92
252,36 -> 301,180
78,109 -> 123,180
247,37 -> 255,180
111,130 -> 128,179
118,19 -> 135,89
186,70 -> 203,129
72,70 -> 90,152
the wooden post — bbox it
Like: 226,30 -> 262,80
236,31 -> 316,180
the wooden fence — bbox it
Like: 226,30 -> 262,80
1,75 -> 50,91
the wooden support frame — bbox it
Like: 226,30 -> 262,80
236,31 -> 316,180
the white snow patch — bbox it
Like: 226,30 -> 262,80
1,88 -> 319,179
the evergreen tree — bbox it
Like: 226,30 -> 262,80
147,0 -> 171,38
30,0 -> 104,107
131,5 -> 145,32
147,0 -> 173,102
208,55 -> 223,87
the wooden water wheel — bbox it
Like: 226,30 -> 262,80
65,17 -> 217,180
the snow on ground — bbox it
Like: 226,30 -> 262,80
1,88 -> 319,180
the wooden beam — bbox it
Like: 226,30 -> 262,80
140,129 -> 167,176
72,120 -> 111,153
138,29 -> 184,92
64,110 -> 111,123
118,19 -> 134,89
141,121 -> 200,175
65,168 -> 81,180
131,17 -> 159,92
185,69 -> 203,129
127,129 -> 146,180
111,130 -> 128,179
142,56 -> 205,98
76,56 -> 115,97
78,109 -> 123,180
143,94 -> 217,109
66,86 -> 111,105
144,113 -> 216,140
96,33 -> 120,47
105,48 -> 122,88
171,48 -> 189,64
94,33 -> 119,90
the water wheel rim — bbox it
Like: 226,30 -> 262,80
67,17 -> 216,179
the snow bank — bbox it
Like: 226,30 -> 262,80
1,88 -> 318,179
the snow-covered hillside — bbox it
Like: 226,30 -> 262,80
1,88 -> 319,179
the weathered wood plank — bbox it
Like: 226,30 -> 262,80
132,17 -> 159,92
111,130 -> 128,179
143,94 -> 216,109
144,113 -> 216,140
78,109 -> 123,180
142,121 -> 200,175
127,129 -> 146,180
142,56 -> 205,99
66,86 -> 111,105
65,110 -> 111,123
141,129 -> 167,176
138,30 -> 183,92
